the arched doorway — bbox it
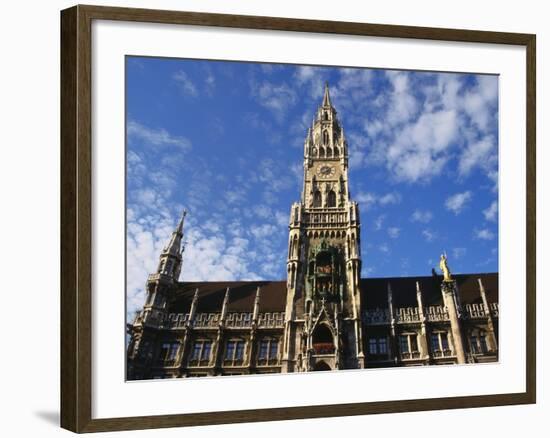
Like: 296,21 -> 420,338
313,361 -> 331,371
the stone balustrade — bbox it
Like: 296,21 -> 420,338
394,307 -> 421,323
138,311 -> 285,330
425,305 -> 449,322
461,303 -> 486,319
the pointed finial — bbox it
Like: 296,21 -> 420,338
322,81 -> 332,107
176,209 -> 187,234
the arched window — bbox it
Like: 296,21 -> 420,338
313,190 -> 322,207
312,146 -> 317,157
327,147 -> 332,157
312,324 -> 334,354
334,146 -> 339,157
327,190 -> 337,207
323,130 -> 329,145
319,147 -> 325,158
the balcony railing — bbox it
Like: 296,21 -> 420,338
225,312 -> 253,328
432,349 -> 453,358
395,307 -> 421,323
312,342 -> 335,355
364,308 -> 390,325
192,313 -> 221,328
461,303 -> 486,319
400,351 -> 421,360
258,312 -> 285,328
425,305 -> 449,322
139,311 -> 284,330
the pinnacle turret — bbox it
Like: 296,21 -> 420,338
322,81 -> 332,107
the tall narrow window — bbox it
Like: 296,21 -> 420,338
257,338 -> 279,366
224,339 -> 245,366
189,340 -> 212,366
323,130 -> 329,145
470,336 -> 479,354
431,332 -> 450,357
334,146 -> 339,157
400,334 -> 419,359
327,190 -> 337,207
368,337 -> 388,358
313,190 -> 322,207
368,338 -> 377,355
479,333 -> 488,353
399,335 -> 409,353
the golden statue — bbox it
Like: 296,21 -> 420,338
439,253 -> 452,282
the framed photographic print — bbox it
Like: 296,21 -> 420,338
60,4 -> 536,433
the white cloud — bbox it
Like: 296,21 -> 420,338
294,66 -> 325,100
387,227 -> 400,239
385,71 -> 419,125
445,191 -> 472,215
373,215 -> 385,231
411,209 -> 433,223
225,187 -> 247,205
355,192 -> 377,209
483,200 -> 498,222
379,243 -> 390,254
127,120 -> 191,151
356,71 -> 498,185
422,229 -> 437,242
379,192 -> 401,205
251,80 -> 297,122
386,109 -> 458,183
452,247 -> 467,259
173,70 -> 198,96
250,223 -> 278,240
355,191 -> 401,209
203,66 -> 216,96
253,205 -> 272,219
474,228 -> 495,240
459,135 -> 497,177
274,210 -> 289,227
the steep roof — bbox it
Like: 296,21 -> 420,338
361,272 -> 498,310
169,281 -> 287,313
167,273 -> 498,314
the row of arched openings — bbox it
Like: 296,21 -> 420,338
312,146 -> 340,158
313,190 -> 337,207
306,229 -> 345,239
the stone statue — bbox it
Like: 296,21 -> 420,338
439,253 -> 452,282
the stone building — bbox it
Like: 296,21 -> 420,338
126,85 -> 499,380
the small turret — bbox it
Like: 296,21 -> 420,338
157,210 -> 187,280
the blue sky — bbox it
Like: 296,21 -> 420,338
126,56 -> 498,316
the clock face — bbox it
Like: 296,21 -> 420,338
317,165 -> 336,178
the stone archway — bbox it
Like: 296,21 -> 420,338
312,324 -> 335,355
313,361 -> 331,371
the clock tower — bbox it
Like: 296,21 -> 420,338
282,83 -> 364,372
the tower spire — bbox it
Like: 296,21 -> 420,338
164,210 -> 187,257
322,81 -> 332,107
156,210 -> 187,279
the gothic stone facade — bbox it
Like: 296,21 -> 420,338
127,85 -> 499,380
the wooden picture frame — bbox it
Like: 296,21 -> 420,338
60,4 -> 536,433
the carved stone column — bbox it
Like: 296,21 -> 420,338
441,281 -> 466,364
